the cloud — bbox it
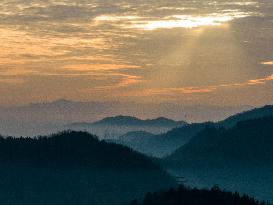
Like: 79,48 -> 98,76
0,67 -> 36,76
118,87 -> 214,97
114,73 -> 273,97
82,73 -> 143,92
1,4 -> 95,24
0,0 -> 272,105
0,78 -> 24,84
63,63 -> 140,72
95,13 -> 249,30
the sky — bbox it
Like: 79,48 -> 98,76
0,0 -> 273,106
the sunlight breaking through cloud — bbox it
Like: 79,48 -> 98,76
94,12 -> 251,30
128,13 -> 249,30
0,0 -> 272,105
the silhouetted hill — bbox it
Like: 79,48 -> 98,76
220,105 -> 273,128
157,105 -> 273,158
165,117 -> 273,165
162,117 -> 273,202
111,122 -> 213,157
0,131 -> 175,205
0,131 -> 160,169
128,185 -> 264,205
67,116 -> 187,138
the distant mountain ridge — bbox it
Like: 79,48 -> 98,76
111,122 -> 213,157
75,115 -> 187,127
0,99 -> 251,136
67,116 -> 187,138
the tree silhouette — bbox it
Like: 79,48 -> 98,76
128,185 -> 267,205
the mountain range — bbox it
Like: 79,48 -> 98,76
93,116 -> 185,127
165,116 -> 273,165
111,123 -> 212,157
0,105 -> 272,203
111,105 -> 273,157
67,116 -> 187,138
0,99 -> 250,136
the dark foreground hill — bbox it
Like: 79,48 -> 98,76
0,131 -> 175,205
165,117 -> 273,165
163,117 -> 273,202
128,185 -> 265,205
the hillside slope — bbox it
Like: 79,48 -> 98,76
0,131 -> 175,205
220,105 -> 273,128
165,117 -> 273,165
112,122 -> 213,157
163,117 -> 273,202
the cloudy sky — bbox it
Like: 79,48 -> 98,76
0,0 -> 272,106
